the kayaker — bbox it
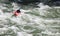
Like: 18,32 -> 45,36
13,9 -> 21,16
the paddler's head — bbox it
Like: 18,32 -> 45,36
16,10 -> 21,13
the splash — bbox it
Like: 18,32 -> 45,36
0,2 -> 60,36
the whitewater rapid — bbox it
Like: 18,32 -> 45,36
0,2 -> 60,36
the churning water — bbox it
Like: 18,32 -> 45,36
0,1 -> 60,36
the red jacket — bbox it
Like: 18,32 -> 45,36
13,10 -> 21,16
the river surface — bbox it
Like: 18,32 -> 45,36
0,1 -> 60,36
